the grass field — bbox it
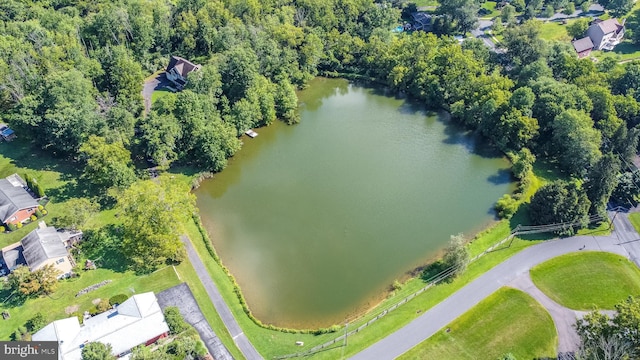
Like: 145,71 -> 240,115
0,266 -> 180,340
538,20 -> 571,41
151,89 -> 175,104
592,42 -> 640,63
531,252 -> 640,310
629,213 -> 640,234
480,1 -> 501,19
398,288 -> 557,360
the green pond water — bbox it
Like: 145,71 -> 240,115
195,78 -> 515,328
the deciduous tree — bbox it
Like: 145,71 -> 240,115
118,179 -> 194,273
81,342 -> 115,360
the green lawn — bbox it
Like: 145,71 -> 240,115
480,1 -> 501,19
151,89 -> 175,104
592,41 -> 640,63
629,213 -> 640,234
411,0 -> 439,7
538,21 -> 571,41
399,288 -> 557,360
531,252 -> 640,310
0,266 -> 180,340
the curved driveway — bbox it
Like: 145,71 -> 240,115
351,214 -> 639,360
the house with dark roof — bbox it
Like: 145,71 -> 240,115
0,173 -> 39,225
586,18 -> 625,51
0,223 -> 81,277
33,292 -> 170,360
165,56 -> 201,90
572,36 -> 595,58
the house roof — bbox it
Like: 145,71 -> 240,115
32,292 -> 170,360
32,317 -> 82,350
0,175 -> 39,223
1,244 -> 25,271
592,18 -> 623,35
21,226 -> 70,270
166,56 -> 200,78
572,36 -> 594,53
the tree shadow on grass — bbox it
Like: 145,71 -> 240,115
0,138 -> 77,174
79,225 -> 128,273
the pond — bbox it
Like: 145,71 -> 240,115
195,78 -> 515,328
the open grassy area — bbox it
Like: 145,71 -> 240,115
398,288 -> 557,360
629,213 -> 640,234
531,252 -> 640,310
0,266 -> 180,340
480,1 -> 501,19
592,41 -> 640,63
538,20 -> 571,41
151,88 -> 176,104
411,0 -> 439,7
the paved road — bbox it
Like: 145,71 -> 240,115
142,72 -> 171,114
181,235 -> 263,360
612,211 -> 640,266
351,228 -> 631,360
510,272 -> 581,355
157,283 -> 234,360
471,20 -> 497,52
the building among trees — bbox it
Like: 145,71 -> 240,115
32,292 -> 170,359
573,18 -> 626,57
165,56 -> 201,91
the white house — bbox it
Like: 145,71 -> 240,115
32,292 -> 170,359
586,18 -> 625,51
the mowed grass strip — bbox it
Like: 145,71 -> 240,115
628,213 -> 640,235
531,251 -> 640,310
398,288 -> 557,360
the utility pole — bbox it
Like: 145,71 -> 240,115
341,321 -> 348,359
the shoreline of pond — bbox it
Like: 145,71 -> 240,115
192,77 -> 517,330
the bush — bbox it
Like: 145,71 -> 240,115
6,223 -> 16,231
16,222 -> 22,229
38,205 -> 44,211
0,226 -> 4,233
34,210 -> 43,218
41,209 -> 48,215
495,194 -> 518,219
96,299 -> 111,313
30,215 -> 37,222
164,307 -> 190,334
108,294 -> 129,306
27,313 -> 47,332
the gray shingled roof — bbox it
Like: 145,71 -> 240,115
1,245 -> 25,271
597,18 -> 623,35
0,177 -> 38,223
572,36 -> 594,53
21,227 -> 69,270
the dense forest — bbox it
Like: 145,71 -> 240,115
1,0 -> 640,234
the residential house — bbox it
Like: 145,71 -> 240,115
411,12 -> 433,31
32,292 -> 170,360
165,56 -> 201,90
1,223 -> 81,277
0,123 -> 16,141
0,173 -> 39,225
586,18 -> 625,51
572,36 -> 595,58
